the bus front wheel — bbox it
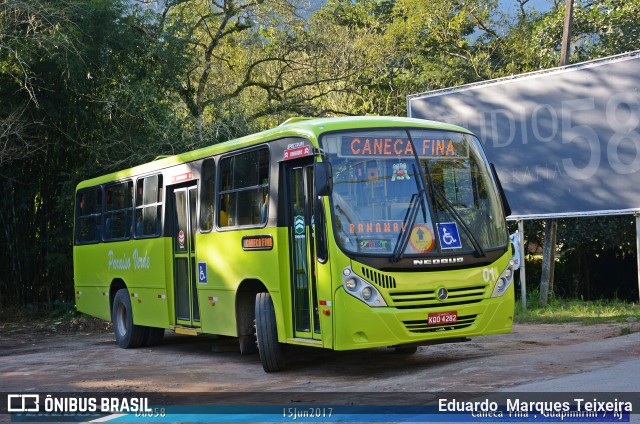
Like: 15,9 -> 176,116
112,289 -> 147,348
255,292 -> 285,372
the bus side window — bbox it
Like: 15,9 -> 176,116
218,148 -> 269,227
218,148 -> 269,228
75,187 -> 102,244
104,181 -> 133,241
135,175 -> 163,238
200,158 -> 215,232
218,156 -> 232,227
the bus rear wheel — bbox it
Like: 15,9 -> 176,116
255,292 -> 285,372
112,289 -> 147,348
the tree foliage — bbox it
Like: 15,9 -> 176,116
0,0 -> 638,307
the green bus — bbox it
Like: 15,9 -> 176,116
73,116 -> 516,372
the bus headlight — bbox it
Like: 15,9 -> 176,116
361,286 -> 373,300
503,268 -> 512,280
496,278 -> 506,292
345,278 -> 358,291
342,266 -> 387,307
491,260 -> 515,298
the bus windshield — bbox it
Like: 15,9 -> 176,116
320,128 -> 508,258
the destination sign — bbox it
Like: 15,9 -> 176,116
242,235 -> 273,251
340,136 -> 468,159
349,221 -> 405,235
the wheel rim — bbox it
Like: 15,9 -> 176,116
115,302 -> 128,338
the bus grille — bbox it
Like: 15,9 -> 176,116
361,266 -> 397,289
388,285 -> 487,309
403,314 -> 478,333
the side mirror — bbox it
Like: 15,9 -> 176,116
490,163 -> 511,217
509,231 -> 522,270
315,161 -> 333,197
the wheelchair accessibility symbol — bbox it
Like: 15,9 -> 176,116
198,262 -> 207,283
437,222 -> 462,249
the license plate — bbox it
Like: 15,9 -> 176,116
428,311 -> 458,325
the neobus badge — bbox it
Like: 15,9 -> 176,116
413,257 -> 464,266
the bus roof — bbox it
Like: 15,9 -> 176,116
76,116 -> 472,190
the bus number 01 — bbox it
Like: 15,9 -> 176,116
483,268 -> 495,283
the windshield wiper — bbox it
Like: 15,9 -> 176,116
390,164 -> 427,262
404,130 -> 486,258
391,131 -> 487,261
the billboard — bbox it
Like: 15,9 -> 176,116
408,51 -> 640,219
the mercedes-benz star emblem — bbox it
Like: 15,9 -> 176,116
437,287 -> 449,301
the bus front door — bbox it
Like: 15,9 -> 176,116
287,161 -> 321,340
170,184 -> 201,328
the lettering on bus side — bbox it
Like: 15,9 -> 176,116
107,249 -> 151,271
413,257 -> 464,266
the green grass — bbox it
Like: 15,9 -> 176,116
515,296 -> 640,325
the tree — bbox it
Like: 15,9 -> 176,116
141,0 -> 298,139
0,0 -> 77,165
0,0 -> 192,307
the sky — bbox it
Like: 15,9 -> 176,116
500,0 -> 555,15
304,0 -> 557,15
134,0 -> 557,19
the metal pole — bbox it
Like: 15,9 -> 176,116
560,0 -> 574,66
636,214 -> 640,303
540,219 -> 557,306
518,220 -> 527,310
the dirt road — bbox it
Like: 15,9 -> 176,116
1,321 -> 639,393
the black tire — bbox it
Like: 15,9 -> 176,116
112,289 -> 147,348
255,292 -> 285,372
143,327 -> 165,347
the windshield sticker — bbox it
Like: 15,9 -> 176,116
408,224 -> 435,253
359,239 -> 391,253
437,222 -> 463,249
340,136 -> 468,159
391,163 -> 410,181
